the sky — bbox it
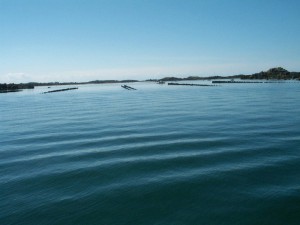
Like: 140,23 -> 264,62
0,0 -> 300,83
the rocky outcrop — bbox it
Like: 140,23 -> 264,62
242,67 -> 300,80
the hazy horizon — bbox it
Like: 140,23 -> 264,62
1,0 -> 300,83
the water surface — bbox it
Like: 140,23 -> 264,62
1,81 -> 300,225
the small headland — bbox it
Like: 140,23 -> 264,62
0,83 -> 34,93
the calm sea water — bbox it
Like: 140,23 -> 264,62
1,81 -> 300,225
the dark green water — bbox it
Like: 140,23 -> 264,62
1,81 -> 300,225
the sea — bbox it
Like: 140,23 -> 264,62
1,81 -> 300,225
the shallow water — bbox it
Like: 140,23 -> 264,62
1,81 -> 300,225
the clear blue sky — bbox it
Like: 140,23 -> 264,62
1,0 -> 300,82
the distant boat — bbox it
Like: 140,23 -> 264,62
121,85 -> 136,90
157,81 -> 165,84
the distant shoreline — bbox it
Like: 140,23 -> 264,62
1,67 -> 300,92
